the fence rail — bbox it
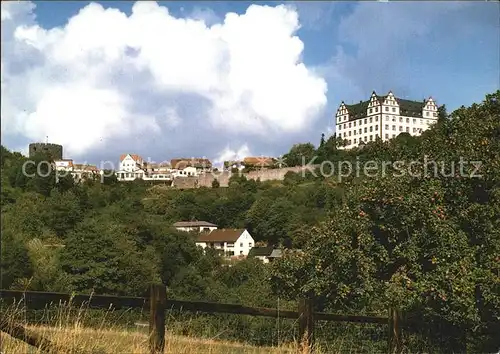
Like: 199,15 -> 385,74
0,287 -> 397,354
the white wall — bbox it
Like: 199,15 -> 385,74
116,169 -> 145,181
120,155 -> 143,172
195,229 -> 255,257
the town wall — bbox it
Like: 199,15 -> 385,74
197,165 -> 319,188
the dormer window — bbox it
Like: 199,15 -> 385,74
369,108 -> 373,114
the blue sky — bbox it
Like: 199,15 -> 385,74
1,1 -> 498,167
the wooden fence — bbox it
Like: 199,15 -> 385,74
0,286 -> 401,354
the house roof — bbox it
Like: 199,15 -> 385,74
171,158 -> 212,169
269,249 -> 283,258
120,154 -> 143,163
344,93 -> 427,121
73,164 -> 98,171
174,221 -> 218,228
197,229 -> 246,242
248,246 -> 274,257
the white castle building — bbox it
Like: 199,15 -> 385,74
335,91 -> 439,149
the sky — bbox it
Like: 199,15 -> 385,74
1,1 -> 499,167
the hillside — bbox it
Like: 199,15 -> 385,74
1,91 -> 499,352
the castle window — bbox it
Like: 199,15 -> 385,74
426,111 -> 430,116
406,127 -> 410,132
385,124 -> 389,130
399,126 -> 403,131
385,134 -> 389,139
375,107 -> 379,112
364,136 -> 367,141
369,135 -> 373,141
375,116 -> 379,122
369,126 -> 373,132
375,125 -> 378,130
392,107 -> 396,112
364,127 -> 367,133
359,129 -> 362,134
369,108 -> 373,113
413,119 -> 416,124
399,117 -> 403,122
349,122 -> 351,128
354,138 -> 357,143
369,117 -> 373,123
385,107 -> 389,112
406,118 -> 410,123
392,125 -> 396,131
364,119 -> 367,124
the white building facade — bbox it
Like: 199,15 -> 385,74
336,91 -> 439,149
196,229 -> 255,257
116,154 -> 146,181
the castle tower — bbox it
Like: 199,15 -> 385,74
28,142 -> 63,160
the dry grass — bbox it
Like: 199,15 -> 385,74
0,301 -> 321,354
1,325 -> 305,353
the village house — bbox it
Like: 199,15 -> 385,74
173,221 -> 218,233
53,159 -> 100,182
144,162 -> 172,181
171,158 -> 212,174
247,246 -> 282,263
72,164 -> 100,181
116,154 -> 146,181
196,229 -> 255,257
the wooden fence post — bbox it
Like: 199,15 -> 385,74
298,297 -> 315,351
149,284 -> 166,354
388,308 -> 402,354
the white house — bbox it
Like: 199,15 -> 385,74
172,166 -> 198,178
116,154 -> 146,181
173,221 -> 218,233
72,164 -> 100,181
196,229 -> 255,257
335,91 -> 439,149
54,159 -> 74,171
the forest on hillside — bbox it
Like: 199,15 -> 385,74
1,91 -> 499,352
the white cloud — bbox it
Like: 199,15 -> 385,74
1,1 -> 327,158
214,144 -> 252,166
